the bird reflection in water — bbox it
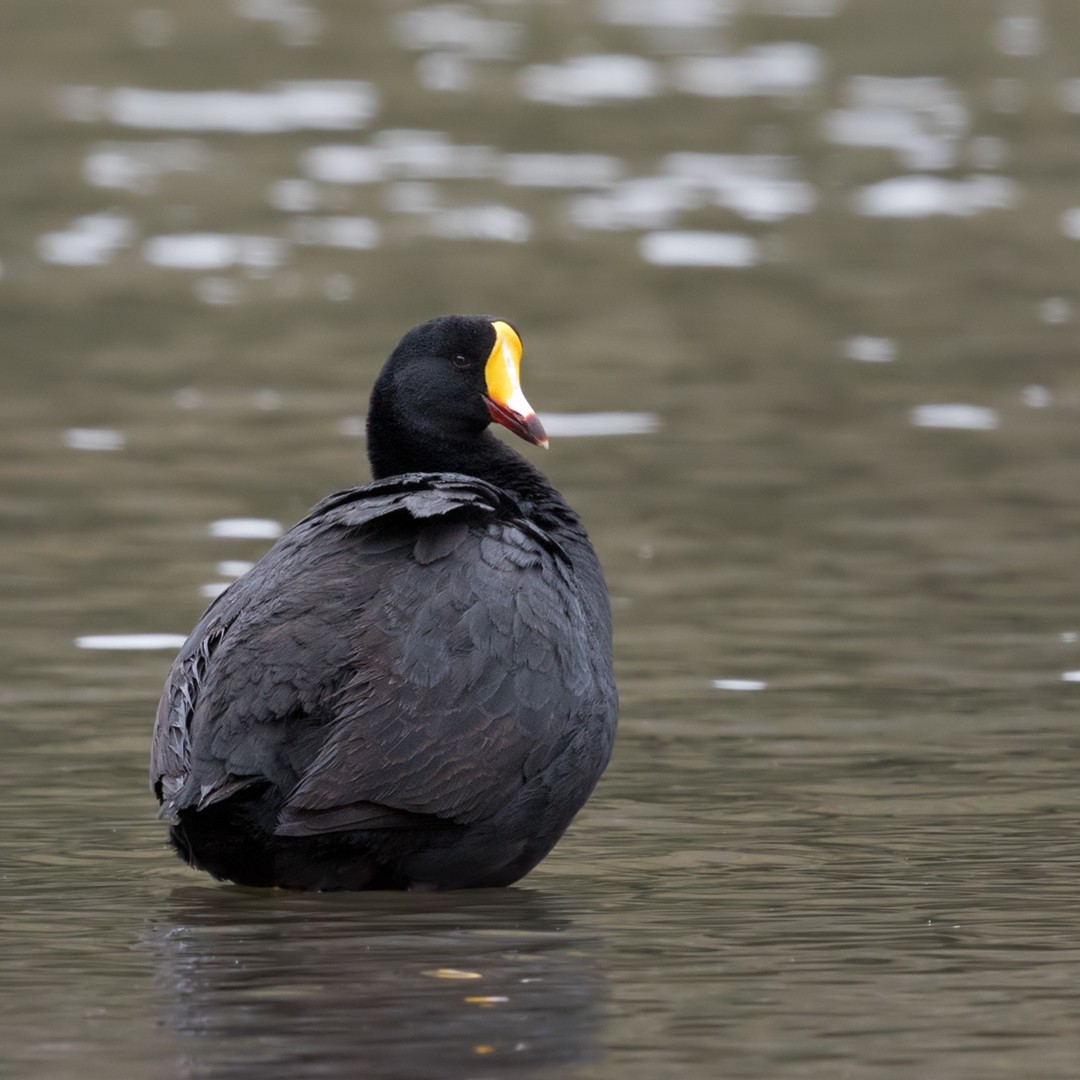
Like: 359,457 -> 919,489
142,886 -> 607,1080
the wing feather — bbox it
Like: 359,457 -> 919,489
150,474 -> 603,840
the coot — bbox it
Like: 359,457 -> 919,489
151,316 -> 617,890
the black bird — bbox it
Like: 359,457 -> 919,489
151,316 -> 617,890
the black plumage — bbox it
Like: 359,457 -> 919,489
151,315 -> 617,890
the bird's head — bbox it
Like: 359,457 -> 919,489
367,315 -> 548,478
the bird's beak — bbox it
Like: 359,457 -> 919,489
483,320 -> 548,448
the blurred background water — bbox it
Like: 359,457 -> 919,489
4,1 -> 1080,1077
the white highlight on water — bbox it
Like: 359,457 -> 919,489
541,412 -> 660,437
501,153 -> 624,189
302,133 -> 496,184
427,205 -> 532,243
755,0 -> 846,14
844,336 -> 896,363
673,43 -> 825,99
994,13 -> 1044,57
302,145 -> 384,184
232,0 -> 323,47
661,153 -> 816,222
598,0 -> 736,27
338,413 -> 659,439
910,404 -> 1000,430
76,633 -> 187,650
416,53 -> 473,94
60,82 -> 378,133
855,175 -> 1019,218
1039,297 -> 1071,324
1057,79 -> 1080,114
338,416 -> 366,438
83,139 -> 204,193
1020,385 -> 1051,408
640,231 -> 759,267
37,212 -> 135,266
216,560 -> 255,578
1058,208 -> 1080,240
143,233 -> 287,270
208,518 -> 284,539
519,55 -> 661,107
376,130 -> 497,180
824,76 -> 969,170
63,428 -> 126,451
713,679 -> 767,691
570,178 -> 697,231
394,5 -> 524,58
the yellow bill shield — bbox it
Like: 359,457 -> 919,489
483,320 -> 548,447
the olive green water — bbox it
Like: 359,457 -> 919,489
4,1 -> 1080,1077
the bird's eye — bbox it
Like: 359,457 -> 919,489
453,355 -> 470,369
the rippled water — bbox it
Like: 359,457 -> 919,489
5,1 -> 1080,1077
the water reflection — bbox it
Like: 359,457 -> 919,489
712,678 -> 766,691
145,887 -> 606,1080
233,0 -> 323,48
823,75 -> 969,169
541,412 -> 659,437
37,211 -> 134,266
75,634 -> 189,650
843,336 -> 897,364
501,153 -> 624,189
394,5 -> 524,60
596,0 -> 733,29
208,520 -> 285,540
569,154 -> 815,232
569,179 -> 693,232
63,427 -> 127,451
854,174 -> 1020,218
303,133 -> 499,184
143,235 -> 287,271
427,205 -> 532,243
660,153 -> 815,223
83,139 -> 205,193
60,82 -> 379,133
640,231 -> 758,267
518,55 -> 661,107
910,404 -> 1000,431
672,43 -> 825,99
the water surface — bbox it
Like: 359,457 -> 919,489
4,2 -> 1080,1077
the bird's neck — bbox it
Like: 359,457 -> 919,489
369,426 -> 574,522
